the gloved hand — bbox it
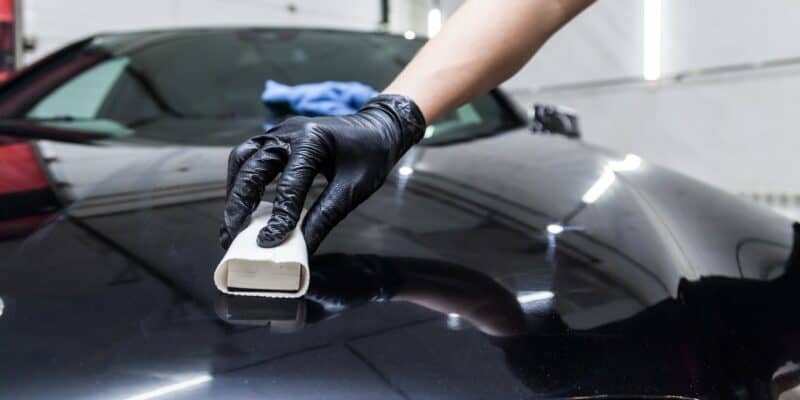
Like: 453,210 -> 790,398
220,94 -> 426,253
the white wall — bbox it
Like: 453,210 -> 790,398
507,0 -> 644,88
504,0 -> 800,214
506,0 -> 800,88
519,65 -> 800,195
23,0 -> 380,63
388,0 -> 428,35
662,0 -> 800,75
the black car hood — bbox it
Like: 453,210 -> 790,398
1,128 -> 798,399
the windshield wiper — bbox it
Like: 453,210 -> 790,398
0,119 -> 109,143
24,115 -> 93,122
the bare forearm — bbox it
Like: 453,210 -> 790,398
384,0 -> 595,122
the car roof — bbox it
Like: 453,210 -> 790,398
86,26 -> 426,55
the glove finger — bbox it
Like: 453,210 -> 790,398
225,137 -> 263,198
257,146 -> 322,247
220,145 -> 287,248
301,178 -> 354,254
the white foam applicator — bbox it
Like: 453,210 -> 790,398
214,202 -> 309,298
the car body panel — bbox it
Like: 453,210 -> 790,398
0,29 -> 798,399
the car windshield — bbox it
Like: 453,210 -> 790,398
16,29 -> 522,145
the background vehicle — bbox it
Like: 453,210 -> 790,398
1,29 -> 798,399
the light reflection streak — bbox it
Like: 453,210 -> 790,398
124,375 -> 212,400
581,154 -> 642,204
516,291 -> 555,304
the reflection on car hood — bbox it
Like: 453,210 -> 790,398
1,128 -> 798,399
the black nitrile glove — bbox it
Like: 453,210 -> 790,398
220,94 -> 426,253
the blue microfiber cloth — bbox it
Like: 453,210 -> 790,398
262,80 -> 378,118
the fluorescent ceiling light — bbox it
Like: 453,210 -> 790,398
517,291 -> 554,304
643,0 -> 662,81
427,8 -> 442,38
582,167 -> 616,204
124,375 -> 212,400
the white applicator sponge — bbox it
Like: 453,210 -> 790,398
214,202 -> 309,298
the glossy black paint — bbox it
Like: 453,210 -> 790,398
1,29 -> 799,399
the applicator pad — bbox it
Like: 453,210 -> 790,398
214,202 -> 309,298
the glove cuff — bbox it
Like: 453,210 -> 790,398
360,94 -> 427,148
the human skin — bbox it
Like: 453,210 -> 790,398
384,0 -> 596,123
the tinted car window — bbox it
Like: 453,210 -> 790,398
19,30 -> 522,145
27,57 -> 131,119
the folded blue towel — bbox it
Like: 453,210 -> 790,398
262,80 -> 378,117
